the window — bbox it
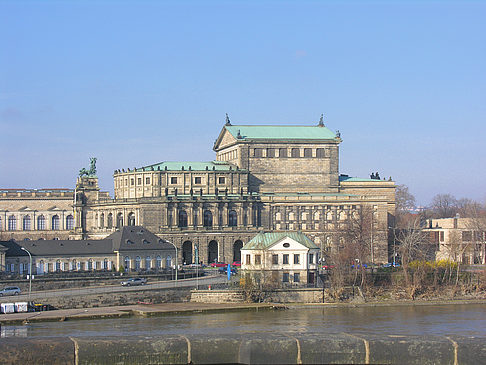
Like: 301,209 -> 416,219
178,210 -> 188,227
38,215 -> 46,230
135,256 -> 141,270
228,210 -> 237,227
124,179 -> 128,186
126,240 -> 134,245
254,148 -> 263,158
304,148 -> 312,157
23,216 -> 31,231
128,212 -> 135,226
156,256 -> 162,269
279,148 -> 287,158
146,177 -> 150,184
218,177 -> 226,184
194,177 -> 202,184
145,256 -> 151,269
143,239 -> 150,244
267,148 -> 275,158
255,255 -> 261,265
294,254 -> 300,265
0,216 -> 2,230
171,177 -> 178,184
440,231 -> 444,242
246,254 -> 251,265
283,254 -> 289,264
137,178 -> 142,185
51,215 -> 60,230
117,213 -> 123,228
66,215 -> 74,230
8,215 -> 16,231
107,213 -> 113,228
131,178 -> 135,186
291,148 -> 300,158
462,231 -> 472,241
316,148 -> 325,158
124,256 -> 130,269
309,253 -> 314,264
294,273 -> 300,282
272,254 -> 278,264
283,273 -> 289,282
203,210 -> 213,227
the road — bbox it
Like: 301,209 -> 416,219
5,273 -> 230,301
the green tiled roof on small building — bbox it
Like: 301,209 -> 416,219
136,161 -> 243,172
225,125 -> 338,140
242,231 -> 318,250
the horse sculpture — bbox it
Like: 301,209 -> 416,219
79,157 -> 97,177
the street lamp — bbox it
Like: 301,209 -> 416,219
165,240 -> 178,286
20,247 -> 32,301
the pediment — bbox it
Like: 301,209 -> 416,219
48,206 -> 63,211
213,127 -> 237,151
268,237 -> 308,251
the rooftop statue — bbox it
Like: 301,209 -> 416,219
79,157 -> 97,178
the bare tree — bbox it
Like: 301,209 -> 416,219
429,194 -> 458,218
396,184 -> 416,214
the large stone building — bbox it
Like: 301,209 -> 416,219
71,118 -> 396,266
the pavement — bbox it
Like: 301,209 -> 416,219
0,302 -> 284,325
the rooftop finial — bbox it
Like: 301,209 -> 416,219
318,114 -> 324,127
225,113 -> 231,126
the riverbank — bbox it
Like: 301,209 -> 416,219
1,298 -> 485,326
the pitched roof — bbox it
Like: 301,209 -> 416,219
106,226 -> 175,252
135,161 -> 241,172
225,125 -> 338,141
242,231 -> 318,250
1,239 -> 113,256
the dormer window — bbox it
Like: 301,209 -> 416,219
143,239 -> 150,244
126,240 -> 134,245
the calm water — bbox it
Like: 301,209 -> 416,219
2,304 -> 486,338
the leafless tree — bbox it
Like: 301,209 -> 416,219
429,194 -> 458,218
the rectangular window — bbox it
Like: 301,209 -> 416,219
254,148 -> 263,158
440,231 -> 444,242
218,177 -> 225,184
255,255 -> 261,265
304,148 -> 312,157
130,178 -> 135,186
272,254 -> 278,265
283,254 -> 289,264
309,253 -> 314,264
194,177 -> 202,184
171,177 -> 178,184
125,179 -> 128,186
294,254 -> 300,265
282,273 -> 289,282
294,273 -> 300,282
462,231 -> 472,241
137,178 -> 142,185
246,254 -> 251,265
267,148 -> 275,158
279,148 -> 287,158
145,177 -> 150,184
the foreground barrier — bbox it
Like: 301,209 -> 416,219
0,333 -> 484,364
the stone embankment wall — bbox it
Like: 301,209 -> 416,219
1,333 -> 484,364
191,288 -> 325,303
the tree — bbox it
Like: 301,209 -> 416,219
396,185 -> 416,214
429,194 -> 458,218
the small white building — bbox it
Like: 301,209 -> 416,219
241,231 -> 320,287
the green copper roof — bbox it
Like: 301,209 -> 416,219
225,125 -> 337,140
136,161 -> 241,172
242,231 -> 318,250
339,176 -> 381,182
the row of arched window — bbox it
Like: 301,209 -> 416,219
123,255 -> 170,270
254,147 -> 328,158
274,210 -> 358,222
97,212 -> 136,228
0,214 -> 74,231
177,209 -> 237,228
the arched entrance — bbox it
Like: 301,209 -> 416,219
182,241 -> 193,265
208,240 -> 218,264
233,240 -> 243,262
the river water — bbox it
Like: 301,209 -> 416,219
2,303 -> 486,338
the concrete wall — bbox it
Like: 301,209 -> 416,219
1,333 -> 484,364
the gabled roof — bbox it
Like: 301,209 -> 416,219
135,161 -> 242,172
242,231 -> 318,250
0,239 -> 113,256
225,125 -> 338,141
106,226 -> 175,251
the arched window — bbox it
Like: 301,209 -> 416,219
88,259 -> 93,271
203,210 -> 213,228
72,259 -> 77,271
107,213 -> 113,228
66,215 -> 74,230
316,148 -> 325,158
116,213 -> 123,228
100,213 -> 104,228
233,240 -> 243,262
8,215 -> 16,231
52,215 -> 60,230
128,212 -> 135,226
178,210 -> 188,228
326,211 -> 333,221
339,211 -> 347,221
304,148 -> 312,157
23,215 -> 31,231
208,240 -> 218,264
291,148 -> 300,158
103,259 -> 108,270
135,256 -> 141,270
124,256 -> 130,270
228,210 -> 237,227
157,255 -> 162,269
37,215 -> 46,230
145,256 -> 151,270
56,260 -> 61,271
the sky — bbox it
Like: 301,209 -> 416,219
1,0 -> 485,206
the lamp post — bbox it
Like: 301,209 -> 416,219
20,247 -> 32,301
165,240 -> 178,286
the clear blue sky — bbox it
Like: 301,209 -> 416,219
1,0 -> 485,205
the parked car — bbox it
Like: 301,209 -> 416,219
210,262 -> 226,267
382,263 -> 400,268
219,266 -> 238,275
322,265 -> 335,270
232,261 -> 241,267
0,286 -> 21,296
121,278 -> 147,286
